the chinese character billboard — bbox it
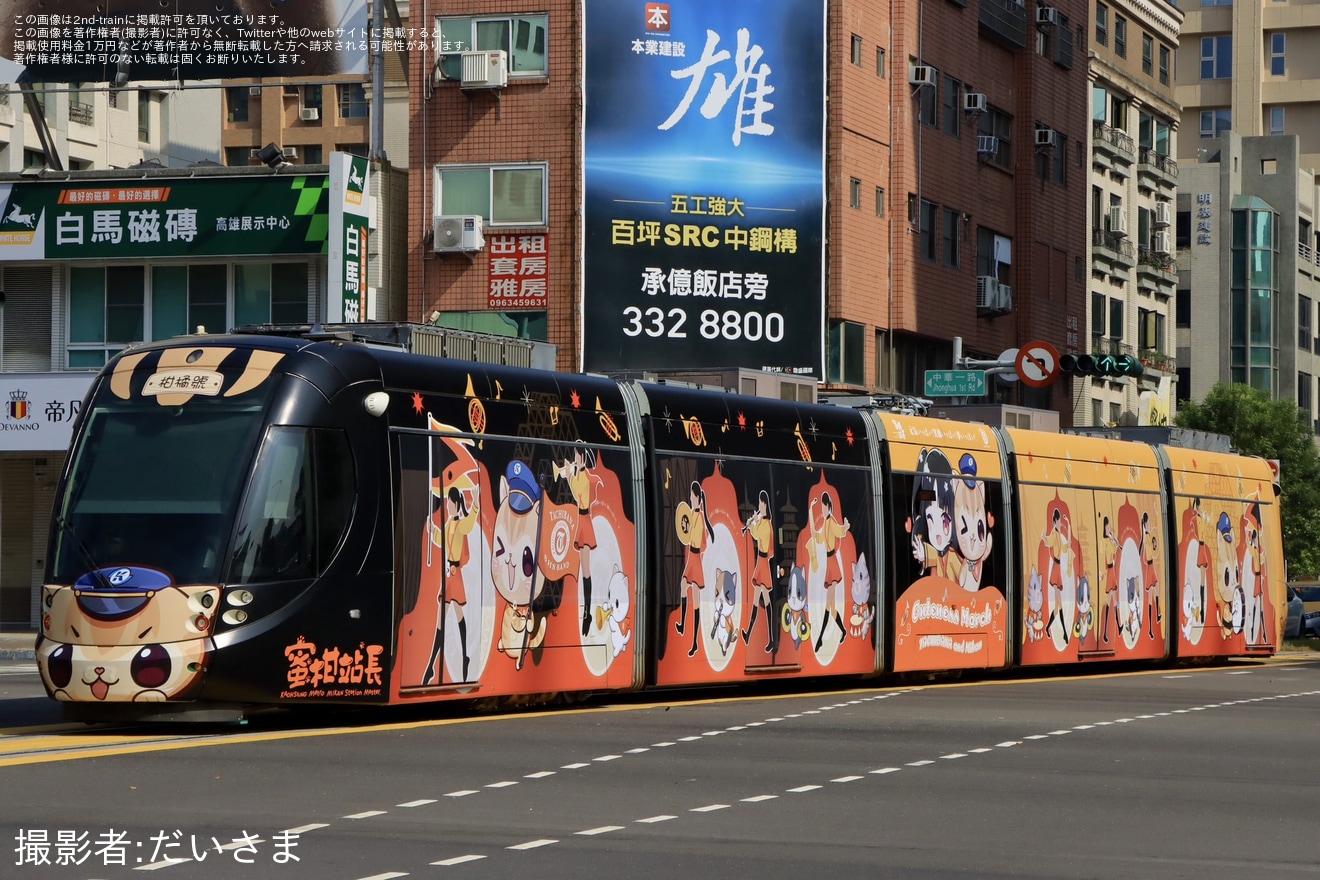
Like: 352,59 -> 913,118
488,232 -> 549,309
0,373 -> 94,451
328,152 -> 371,323
0,0 -> 368,84
0,175 -> 329,260
583,0 -> 826,378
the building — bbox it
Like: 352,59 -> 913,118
1082,0 -> 1183,428
410,0 -> 1091,415
1177,131 -> 1320,428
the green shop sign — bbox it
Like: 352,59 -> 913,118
0,175 -> 330,260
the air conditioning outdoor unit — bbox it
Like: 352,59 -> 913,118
977,276 -> 1012,312
1108,205 -> 1129,236
249,148 -> 262,159
299,107 -> 320,121
1153,230 -> 1172,254
433,214 -> 485,253
1035,127 -> 1057,148
976,135 -> 999,157
1153,201 -> 1172,227
909,64 -> 937,87
461,49 -> 509,89
964,92 -> 988,113
1036,6 -> 1060,26
248,86 -> 262,96
282,146 -> 298,160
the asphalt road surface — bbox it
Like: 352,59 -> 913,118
1,656 -> 1318,880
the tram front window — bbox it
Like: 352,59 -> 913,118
53,400 -> 266,586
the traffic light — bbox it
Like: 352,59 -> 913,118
1059,352 -> 1144,378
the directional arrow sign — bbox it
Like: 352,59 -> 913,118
924,369 -> 987,397
1014,341 -> 1061,388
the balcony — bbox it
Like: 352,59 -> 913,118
1136,247 -> 1176,293
1137,148 -> 1178,195
979,0 -> 1029,49
1092,228 -> 1135,279
1138,348 -> 1176,374
68,100 -> 94,126
1092,120 -> 1134,178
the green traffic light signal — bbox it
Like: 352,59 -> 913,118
1060,352 -> 1145,378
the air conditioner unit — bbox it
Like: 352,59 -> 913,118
433,214 -> 485,253
1153,230 -> 1172,254
977,276 -> 1012,312
249,148 -> 262,159
1037,6 -> 1060,26
282,146 -> 298,160
299,107 -> 319,121
461,49 -> 509,89
1035,127 -> 1057,148
248,86 -> 262,96
1153,201 -> 1172,227
1108,205 -> 1129,236
976,135 -> 999,157
964,92 -> 988,113
909,65 -> 937,87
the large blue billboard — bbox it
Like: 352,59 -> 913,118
583,0 -> 826,378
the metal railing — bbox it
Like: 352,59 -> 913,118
1138,147 -> 1178,179
68,101 -> 93,125
1092,120 -> 1135,156
1093,228 -> 1135,261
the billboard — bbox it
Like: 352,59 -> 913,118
0,175 -> 330,260
327,152 -> 371,322
582,0 -> 826,378
0,0 -> 368,83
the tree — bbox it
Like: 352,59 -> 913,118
1176,383 -> 1320,578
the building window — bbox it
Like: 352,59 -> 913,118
1159,46 -> 1169,84
301,84 -> 323,117
1299,294 -> 1312,351
1108,297 -> 1124,340
68,266 -> 145,367
851,34 -> 863,66
1142,34 -> 1154,75
875,187 -> 885,217
1054,134 -> 1068,185
338,83 -> 369,119
919,199 -> 938,260
234,263 -> 310,326
1271,33 -> 1286,76
876,47 -> 887,77
943,76 -> 961,136
224,146 -> 251,166
915,60 -> 938,126
1200,109 -> 1231,138
827,320 -> 866,386
1091,291 -> 1106,337
435,14 -> 548,80
976,226 -> 1012,285
434,163 -> 548,226
1114,17 -> 1126,57
978,106 -> 1013,170
137,91 -> 152,142
849,177 -> 862,208
225,87 -> 249,123
337,143 -> 369,157
1138,307 -> 1165,352
1270,106 -> 1285,135
1201,0 -> 1233,5
943,208 -> 960,268
1095,3 -> 1107,46
1201,36 -> 1231,79
1301,372 -> 1313,416
301,145 -> 324,164
1230,203 -> 1278,393
1176,288 -> 1191,327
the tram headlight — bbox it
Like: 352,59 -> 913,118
364,391 -> 390,417
226,589 -> 254,607
222,609 -> 249,625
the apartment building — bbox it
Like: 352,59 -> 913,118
411,0 -> 1089,414
1083,0 -> 1183,428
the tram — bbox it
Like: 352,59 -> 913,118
35,329 -> 1286,721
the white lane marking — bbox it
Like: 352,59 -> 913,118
832,775 -> 864,782
907,760 -> 934,766
507,839 -> 557,851
626,747 -> 650,754
870,767 -> 901,774
939,753 -> 967,760
1226,670 -> 1253,675
486,781 -> 518,788
691,804 -> 730,812
787,785 -> 822,793
525,771 -> 556,779
1164,674 -> 1193,679
1024,734 -> 1049,740
725,726 -> 747,731
576,826 -> 625,836
397,800 -> 436,808
636,815 -> 676,824
284,823 -> 330,833
701,731 -> 723,736
353,873 -> 410,880
134,858 -> 189,870
1047,730 -> 1071,736
996,741 -> 1019,748
432,855 -> 486,866
742,795 -> 778,802
968,748 -> 993,754
678,736 -> 702,742
561,763 -> 590,769
593,755 -> 621,762
445,790 -> 478,798
344,810 -> 387,819
652,742 -> 676,747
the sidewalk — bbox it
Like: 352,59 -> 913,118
0,632 -> 36,661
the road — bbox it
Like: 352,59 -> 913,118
1,656 -> 1318,880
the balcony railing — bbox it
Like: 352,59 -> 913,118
1300,240 -> 1320,269
1138,148 -> 1178,178
979,0 -> 1029,49
1093,228 -> 1135,262
1091,334 -> 1135,359
1138,348 -> 1177,373
68,100 -> 93,125
1137,246 -> 1175,274
1092,120 -> 1135,157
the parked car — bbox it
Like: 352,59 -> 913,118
1290,583 -> 1320,638
1286,586 -> 1304,639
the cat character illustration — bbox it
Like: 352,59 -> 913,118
781,565 -> 811,650
1125,574 -> 1142,641
1073,574 -> 1093,643
1213,511 -> 1242,638
599,566 -> 632,660
491,460 -> 565,670
848,552 -> 875,643
1025,567 -> 1046,643
710,569 -> 739,656
952,453 -> 994,592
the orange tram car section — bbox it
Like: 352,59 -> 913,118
36,333 -> 1286,721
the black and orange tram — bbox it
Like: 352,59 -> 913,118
37,329 -> 1286,721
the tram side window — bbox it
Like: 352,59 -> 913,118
230,428 -> 354,583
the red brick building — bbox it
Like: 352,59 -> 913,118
410,0 -> 1088,418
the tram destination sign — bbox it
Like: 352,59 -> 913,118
924,369 -> 986,397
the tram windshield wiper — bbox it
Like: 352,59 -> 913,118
55,517 -> 114,591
